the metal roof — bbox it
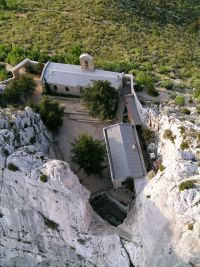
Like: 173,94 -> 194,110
104,123 -> 146,181
125,94 -> 141,125
41,61 -> 123,89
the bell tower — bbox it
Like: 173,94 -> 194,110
79,53 -> 95,71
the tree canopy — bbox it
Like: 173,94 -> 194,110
71,133 -> 107,176
3,74 -> 35,105
81,80 -> 119,120
38,96 -> 64,131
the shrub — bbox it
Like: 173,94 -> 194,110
178,126 -> 185,135
188,223 -> 194,231
8,163 -> 19,172
182,108 -> 191,115
175,95 -> 185,106
180,141 -> 189,150
38,96 -> 64,131
143,128 -> 155,142
161,80 -> 174,90
40,174 -> 48,183
163,129 -> 175,142
179,181 -> 195,191
3,75 -> 35,105
159,164 -> 165,171
192,79 -> 200,98
135,71 -> 154,89
147,87 -> 159,97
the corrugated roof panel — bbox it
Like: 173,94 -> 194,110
104,124 -> 145,181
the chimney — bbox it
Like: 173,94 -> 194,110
79,53 -> 95,71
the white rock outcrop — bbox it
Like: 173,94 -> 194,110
121,106 -> 200,267
0,107 -> 129,267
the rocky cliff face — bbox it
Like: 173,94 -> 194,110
0,106 -> 199,267
0,107 -> 129,267
121,106 -> 200,267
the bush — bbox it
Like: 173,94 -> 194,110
8,163 -> 19,172
188,223 -> 194,231
147,87 -> 159,97
81,80 -> 119,120
180,141 -> 189,150
38,96 -> 64,131
135,71 -> 154,89
143,128 -> 155,142
161,80 -> 174,90
40,174 -> 48,183
182,108 -> 191,115
174,95 -> 185,106
179,180 -> 195,191
159,164 -> 165,171
0,64 -> 12,81
3,75 -> 35,105
163,129 -> 175,142
193,87 -> 200,99
71,133 -> 107,176
192,79 -> 200,99
178,126 -> 185,135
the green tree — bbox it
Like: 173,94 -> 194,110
0,0 -> 7,9
81,80 -> 119,120
71,133 -> 107,175
4,74 -> 35,105
38,96 -> 64,130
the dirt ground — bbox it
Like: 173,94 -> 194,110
53,98 -> 113,193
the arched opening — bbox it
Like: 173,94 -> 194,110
54,85 -> 58,90
65,87 -> 69,92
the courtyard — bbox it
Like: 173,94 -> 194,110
53,97 -> 113,193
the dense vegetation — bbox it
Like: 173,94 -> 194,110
38,96 -> 64,131
0,0 -> 200,88
81,80 -> 119,120
3,74 -> 35,105
71,133 -> 107,175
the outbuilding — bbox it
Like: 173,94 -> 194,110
103,123 -> 146,189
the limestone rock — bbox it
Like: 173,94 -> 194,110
0,107 -> 129,267
120,107 -> 200,267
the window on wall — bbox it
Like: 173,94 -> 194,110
54,85 -> 58,90
85,60 -> 89,69
65,87 -> 69,92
